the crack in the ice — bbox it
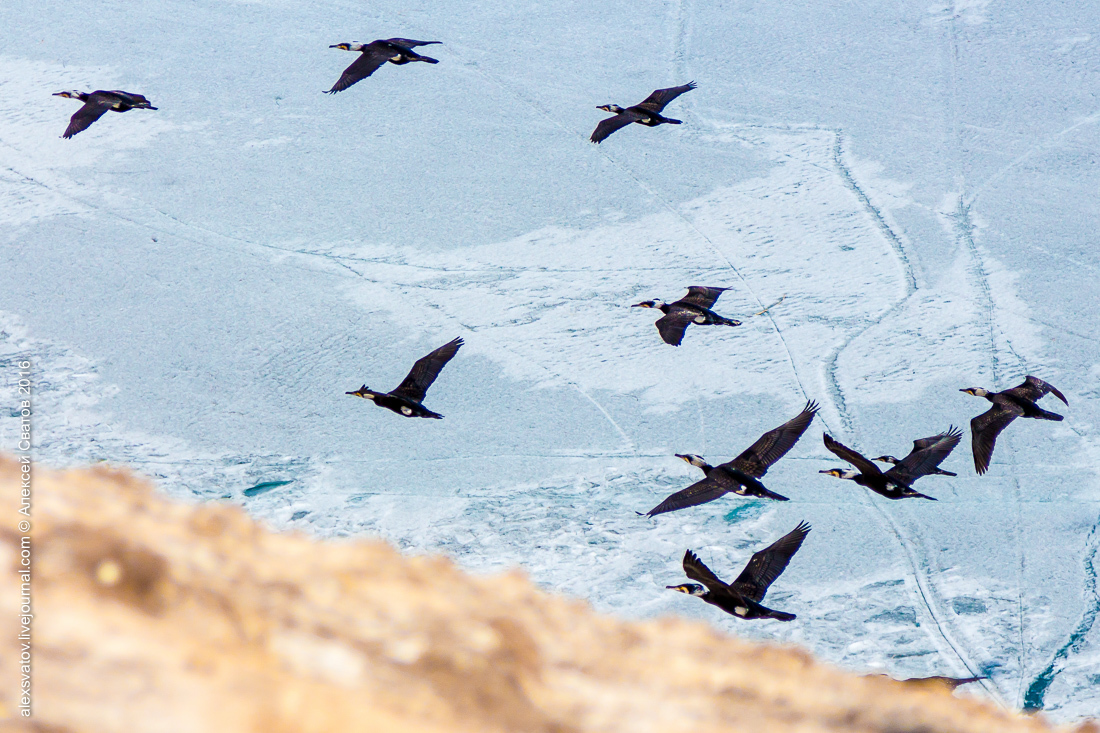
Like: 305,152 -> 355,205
870,504 -> 997,698
817,131 -> 1000,701
1022,516 -> 1100,711
820,132 -> 917,434
831,135 -> 918,294
952,198 -> 1001,384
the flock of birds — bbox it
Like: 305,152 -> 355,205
53,36 -> 694,144
56,36 -> 1071,691
346,319 -> 1068,630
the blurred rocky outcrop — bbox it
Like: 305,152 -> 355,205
0,456 -> 1090,733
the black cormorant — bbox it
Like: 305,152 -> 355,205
872,427 -> 962,477
643,401 -> 819,516
961,375 -> 1067,475
590,82 -> 696,144
667,521 -> 810,621
327,39 -> 441,93
819,433 -> 952,500
632,286 -> 740,346
346,337 -> 462,418
53,90 -> 157,139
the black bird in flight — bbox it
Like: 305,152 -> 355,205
643,401 -> 819,517
53,90 -> 157,139
347,337 -> 462,418
819,432 -> 955,500
590,82 -> 696,144
326,39 -> 441,93
632,286 -> 740,346
872,427 -> 963,477
667,521 -> 811,621
961,375 -> 1067,475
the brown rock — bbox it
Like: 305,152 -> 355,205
0,457 -> 1085,732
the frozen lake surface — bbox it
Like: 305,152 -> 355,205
2,0 -> 1099,718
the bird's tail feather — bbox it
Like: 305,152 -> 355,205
757,487 -> 790,502
764,608 -> 795,621
1032,407 -> 1064,421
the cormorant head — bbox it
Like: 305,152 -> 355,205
53,91 -> 85,100
819,468 -> 858,480
871,455 -> 899,465
675,454 -> 708,469
330,42 -> 365,52
960,387 -> 989,397
597,104 -> 626,114
666,583 -> 706,597
346,384 -> 377,400
631,299 -> 664,309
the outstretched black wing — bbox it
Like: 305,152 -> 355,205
886,426 -> 961,484
644,477 -> 728,517
731,400 -> 819,477
1004,375 -> 1068,406
682,549 -> 728,594
675,286 -> 727,310
638,82 -> 697,113
390,337 -> 464,402
911,428 -> 957,452
730,522 -> 810,602
590,110 -> 643,144
62,99 -> 111,138
384,38 -> 441,49
823,433 -> 882,477
654,313 -> 694,346
327,43 -> 393,93
970,407 -> 1017,475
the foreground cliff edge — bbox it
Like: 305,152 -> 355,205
0,456 -> 1092,733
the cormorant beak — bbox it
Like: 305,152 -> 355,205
630,302 -> 650,308
819,469 -> 839,477
52,92 -> 70,98
330,43 -> 348,50
666,585 -> 687,593
147,106 -> 158,110
960,388 -> 975,395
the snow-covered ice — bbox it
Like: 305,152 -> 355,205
1,0 -> 1098,718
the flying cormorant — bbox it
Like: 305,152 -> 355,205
961,375 -> 1067,475
590,82 -> 696,144
53,90 -> 157,139
346,337 -> 462,418
632,286 -> 740,346
872,427 -> 963,477
327,39 -> 441,93
642,401 -> 819,517
819,432 -> 955,500
667,521 -> 810,621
